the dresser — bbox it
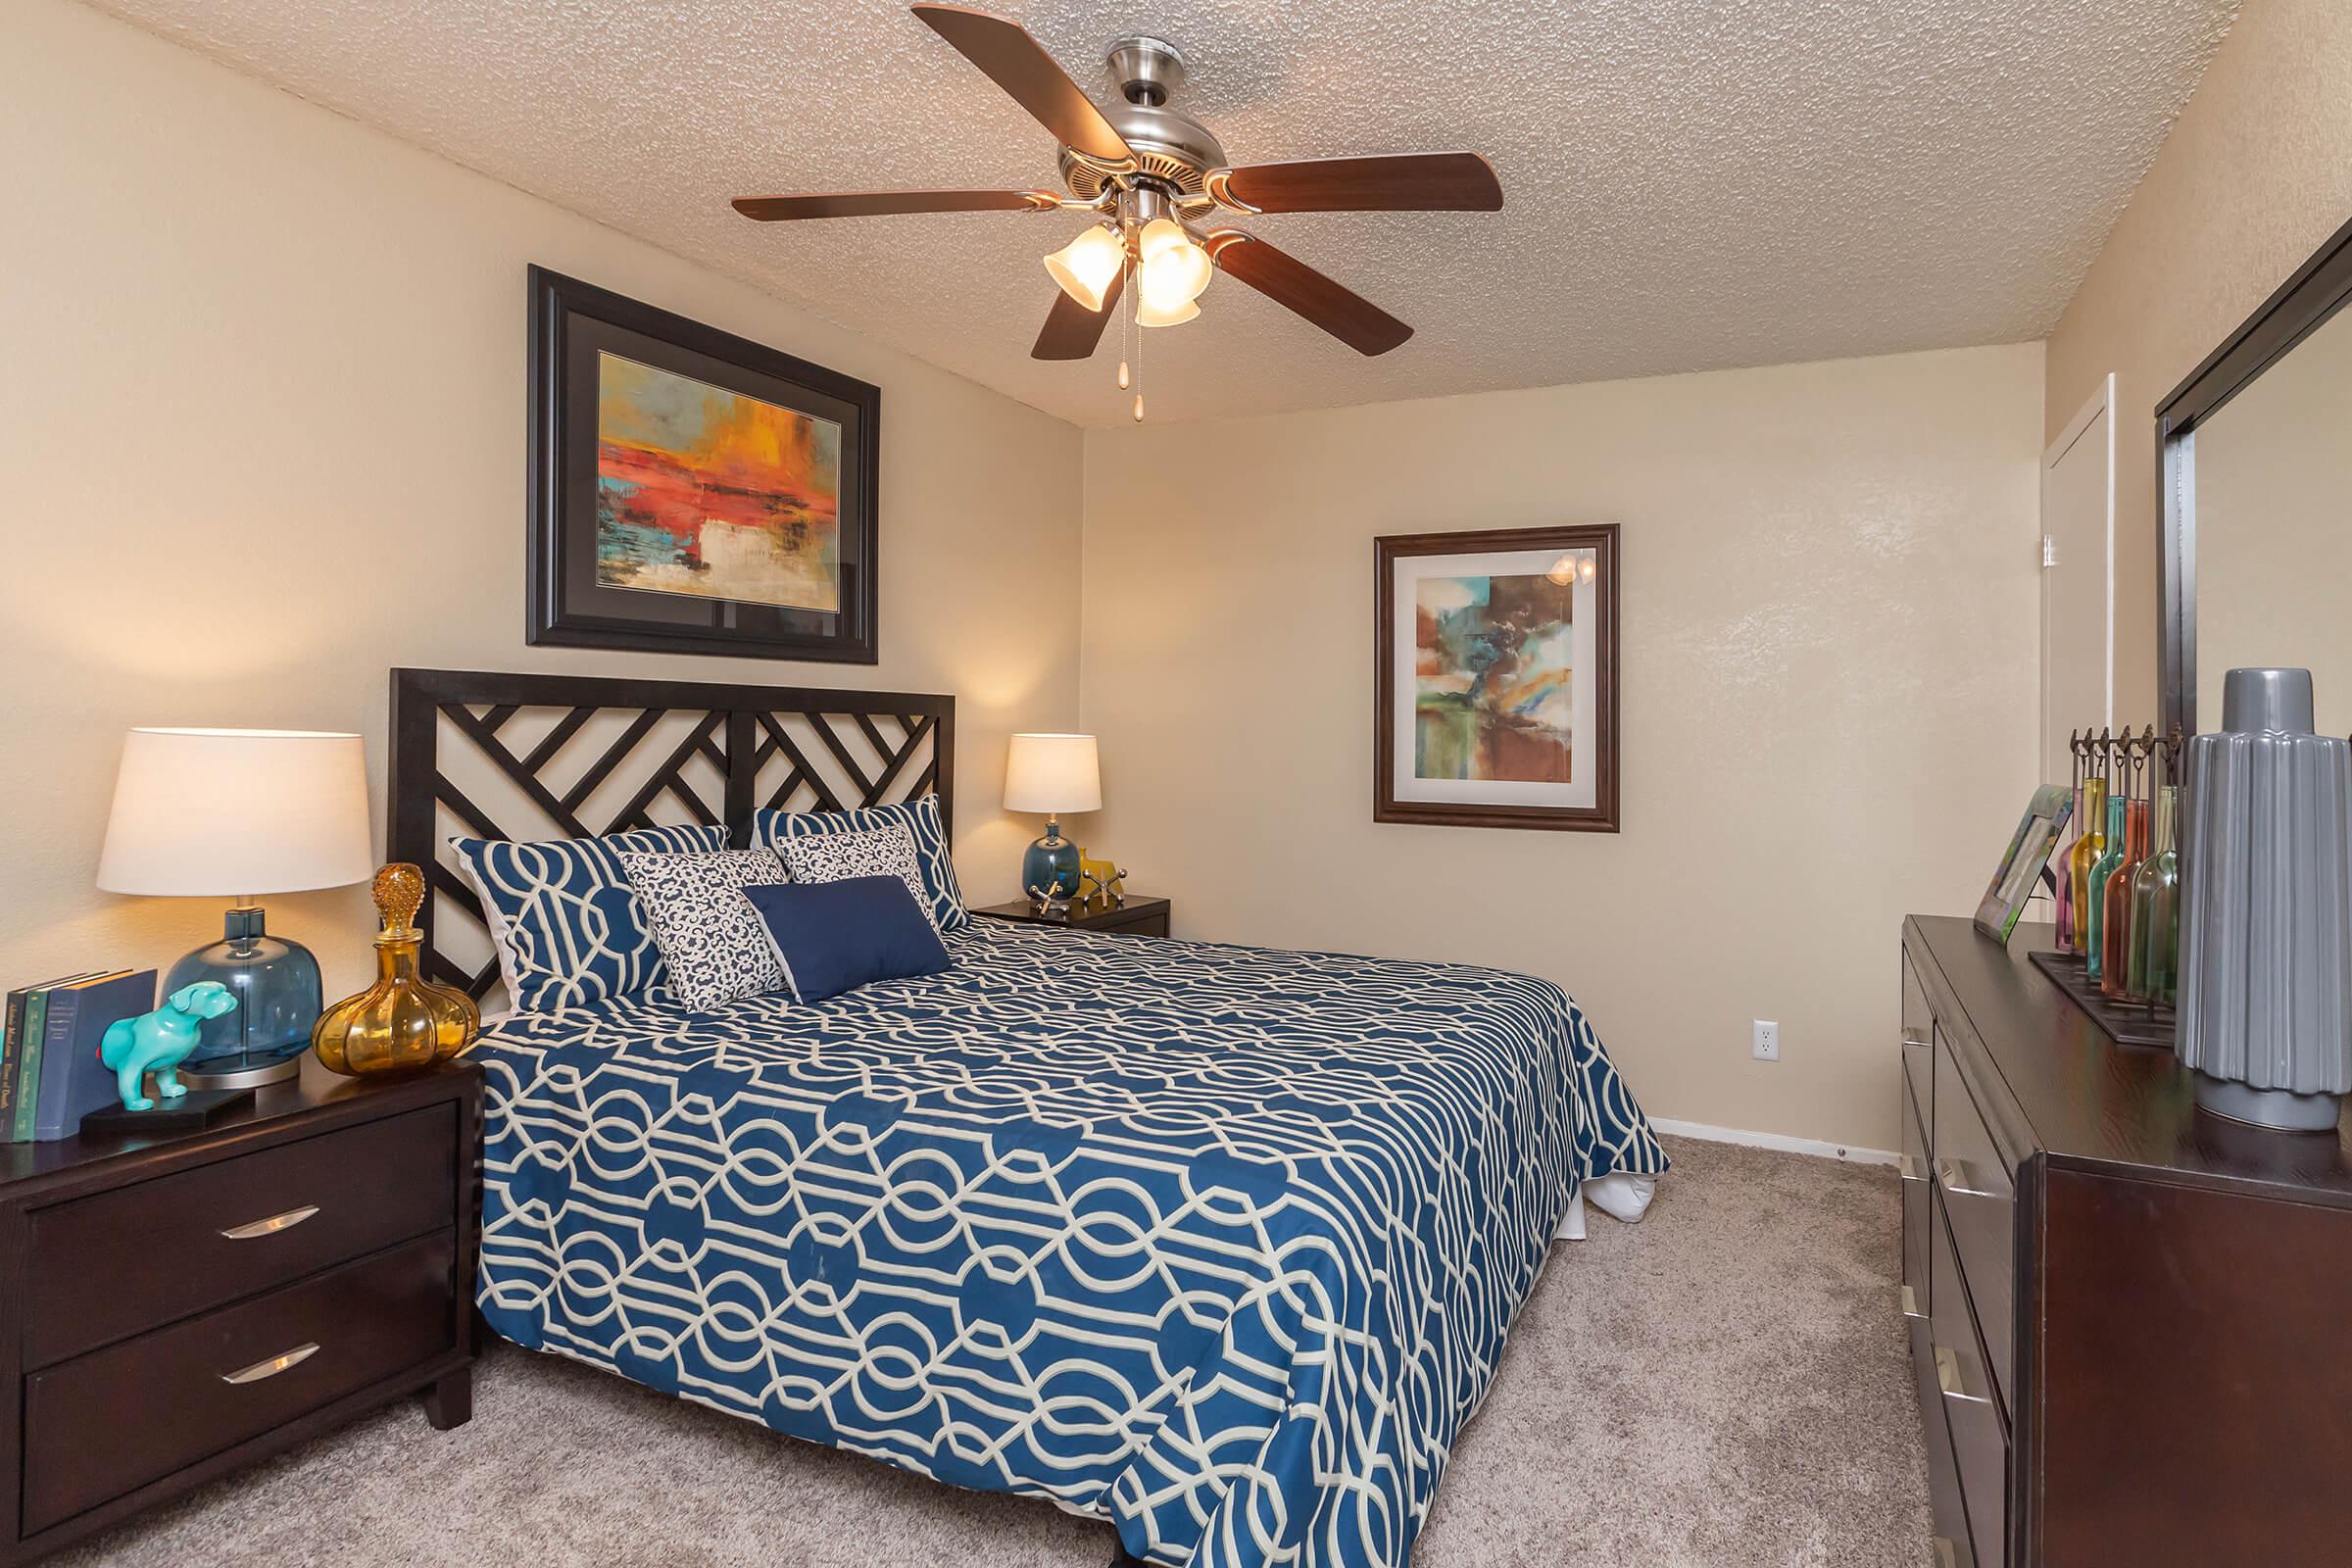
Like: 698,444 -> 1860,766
0,1065 -> 479,1563
1901,916 -> 2352,1567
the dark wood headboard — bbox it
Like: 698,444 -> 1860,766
388,667 -> 954,999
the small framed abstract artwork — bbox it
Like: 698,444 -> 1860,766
1374,524 -> 1620,832
527,267 -> 880,662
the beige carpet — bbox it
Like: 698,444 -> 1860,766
58,1138 -> 1932,1567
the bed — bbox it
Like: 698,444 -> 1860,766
390,668 -> 1666,1568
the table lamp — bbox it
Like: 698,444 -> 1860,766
1004,733 -> 1102,910
96,728 -> 374,1087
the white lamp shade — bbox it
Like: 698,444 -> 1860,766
96,728 -> 375,897
1004,733 -> 1102,815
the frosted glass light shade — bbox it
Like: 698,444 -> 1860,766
1044,225 -> 1124,313
1138,218 -> 1189,265
1135,295 -> 1200,327
1136,222 -> 1212,320
97,728 -> 374,896
1004,733 -> 1102,815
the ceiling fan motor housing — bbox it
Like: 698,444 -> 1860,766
1059,35 -> 1225,201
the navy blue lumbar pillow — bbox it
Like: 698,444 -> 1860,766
739,875 -> 952,1004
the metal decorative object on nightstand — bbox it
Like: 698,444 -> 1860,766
0,1064 -> 480,1564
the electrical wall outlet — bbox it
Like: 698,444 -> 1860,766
1752,1019 -> 1780,1061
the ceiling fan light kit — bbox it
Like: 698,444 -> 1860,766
733,4 -> 1504,416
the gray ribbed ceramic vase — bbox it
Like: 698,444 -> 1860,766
2176,668 -> 2352,1132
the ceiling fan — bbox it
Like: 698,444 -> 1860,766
733,3 -> 1503,415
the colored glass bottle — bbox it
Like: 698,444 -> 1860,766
2065,777 -> 2107,959
2083,791 -> 2128,981
2127,785 -> 2180,1004
312,863 -> 479,1077
2054,778 -> 2082,952
2101,797 -> 2150,998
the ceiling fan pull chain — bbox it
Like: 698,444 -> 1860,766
1114,245 -> 1133,394
1117,245 -> 1133,392
1133,254 -> 1146,422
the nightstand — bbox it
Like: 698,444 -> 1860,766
0,1063 -> 479,1564
972,895 -> 1171,938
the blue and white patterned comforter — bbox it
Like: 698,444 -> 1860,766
474,920 -> 1665,1568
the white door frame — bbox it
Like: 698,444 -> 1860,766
2041,374 -> 2115,777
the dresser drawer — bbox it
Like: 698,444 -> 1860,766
1901,954 -> 1934,1134
1930,1192 -> 2008,1567
1900,1071 -> 1931,1321
1907,1312 -> 1976,1568
24,1103 -> 456,1368
21,1231 -> 457,1535
1932,1031 -> 2015,1411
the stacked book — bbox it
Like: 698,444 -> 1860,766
2,970 -> 155,1142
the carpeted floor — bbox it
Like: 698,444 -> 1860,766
57,1138 -> 1932,1567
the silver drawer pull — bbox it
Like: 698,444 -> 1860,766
219,1204 -> 320,1240
1898,1154 -> 1925,1182
1935,1158 -> 2001,1200
1934,1343 -> 1990,1406
1900,1284 -> 1924,1319
220,1342 -> 318,1385
1933,1537 -> 1958,1568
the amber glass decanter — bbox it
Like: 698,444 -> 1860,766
2126,785 -> 2181,1004
2065,777 -> 2107,960
2100,796 -> 2150,999
313,863 -> 479,1077
2082,787 -> 2126,980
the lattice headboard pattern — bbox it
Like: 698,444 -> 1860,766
388,667 -> 955,1001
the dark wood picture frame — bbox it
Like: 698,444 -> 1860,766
2155,211 -> 2352,735
1374,524 -> 1620,833
526,266 -> 882,663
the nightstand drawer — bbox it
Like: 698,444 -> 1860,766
23,1103 -> 456,1368
21,1231 -> 457,1536
1096,909 -> 1169,937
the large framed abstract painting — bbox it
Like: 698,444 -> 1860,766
1375,525 -> 1619,832
527,267 -> 880,662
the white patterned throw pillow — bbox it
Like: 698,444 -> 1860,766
773,824 -> 940,933
752,797 -> 969,931
615,848 -> 792,1012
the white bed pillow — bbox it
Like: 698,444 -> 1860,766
772,823 -> 941,934
615,847 -> 792,1012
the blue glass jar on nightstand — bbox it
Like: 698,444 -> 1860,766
170,905 -> 324,1087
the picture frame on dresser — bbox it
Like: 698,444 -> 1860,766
526,266 -> 881,663
1374,524 -> 1620,832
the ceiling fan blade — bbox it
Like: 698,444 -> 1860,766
733,189 -> 1058,220
1206,153 -> 1503,214
1032,271 -> 1125,360
1206,232 -> 1412,356
911,4 -> 1136,168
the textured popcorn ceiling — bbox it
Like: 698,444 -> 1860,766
84,0 -> 2240,427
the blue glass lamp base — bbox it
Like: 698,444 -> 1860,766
169,905 -> 321,1089
1022,821 -> 1082,908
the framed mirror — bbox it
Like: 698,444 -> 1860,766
2158,214 -> 2352,736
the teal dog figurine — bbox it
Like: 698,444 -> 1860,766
99,982 -> 237,1111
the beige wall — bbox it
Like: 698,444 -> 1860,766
1079,345 -> 2045,1152
0,0 -> 1083,1004
2045,0 -> 2352,721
